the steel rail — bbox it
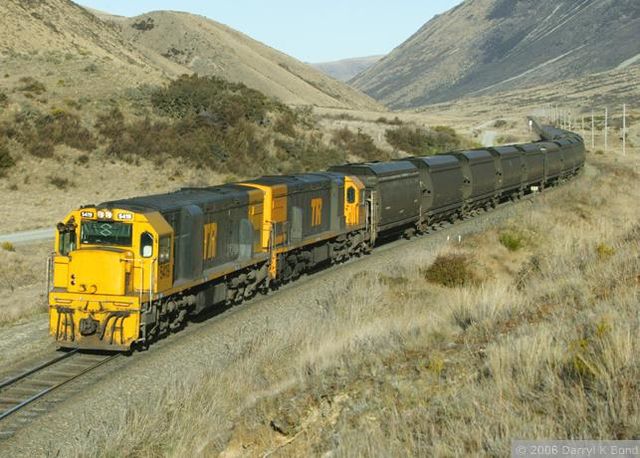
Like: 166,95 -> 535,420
0,352 -> 119,422
0,349 -> 79,390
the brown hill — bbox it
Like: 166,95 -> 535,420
352,0 -> 640,108
0,0 -> 178,97
110,11 -> 381,110
0,1 -> 380,110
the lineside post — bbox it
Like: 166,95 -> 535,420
604,107 -> 608,154
591,110 -> 595,150
623,103 -> 626,156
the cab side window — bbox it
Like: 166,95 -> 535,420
140,232 -> 154,258
59,231 -> 76,256
347,187 -> 356,204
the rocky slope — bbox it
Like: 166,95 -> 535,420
352,0 -> 640,108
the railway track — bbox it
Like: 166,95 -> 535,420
0,350 -> 118,440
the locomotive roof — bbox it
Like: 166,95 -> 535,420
329,161 -> 417,177
100,185 -> 252,213
244,173 -> 332,192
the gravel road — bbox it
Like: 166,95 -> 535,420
0,229 -> 54,246
0,193 -> 547,456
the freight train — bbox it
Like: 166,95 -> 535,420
48,121 -> 585,351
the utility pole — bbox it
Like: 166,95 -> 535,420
604,107 -> 608,154
591,110 -> 595,150
623,103 -> 626,156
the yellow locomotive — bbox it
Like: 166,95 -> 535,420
49,174 -> 366,351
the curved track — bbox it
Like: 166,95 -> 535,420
0,350 -> 118,440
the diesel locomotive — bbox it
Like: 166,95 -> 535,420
48,121 -> 585,351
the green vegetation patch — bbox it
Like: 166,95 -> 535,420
96,75 -> 358,176
17,77 -> 46,96
499,230 -> 526,251
151,74 -> 287,124
422,253 -> 477,288
385,125 -> 465,155
0,141 -> 15,176
331,127 -> 389,161
0,107 -> 95,157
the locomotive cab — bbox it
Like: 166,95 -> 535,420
49,207 -> 173,350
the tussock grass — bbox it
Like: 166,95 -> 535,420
56,154 -> 640,455
0,243 -> 49,325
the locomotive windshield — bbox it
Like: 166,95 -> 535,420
80,221 -> 133,247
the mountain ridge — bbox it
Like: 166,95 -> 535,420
352,0 -> 640,108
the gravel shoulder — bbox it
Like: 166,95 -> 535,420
0,191 -> 553,456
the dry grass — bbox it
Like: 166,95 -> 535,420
64,152 -> 639,457
0,242 -> 50,326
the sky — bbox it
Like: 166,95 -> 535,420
76,0 -> 462,63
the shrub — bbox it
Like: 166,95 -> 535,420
18,77 -> 46,95
83,63 -> 99,73
499,230 -> 525,251
596,243 -> 615,260
331,127 -> 389,161
0,91 -> 8,107
151,74 -> 284,126
75,154 -> 89,166
1,242 -> 15,252
385,125 -> 464,155
6,108 -> 96,156
0,142 -> 15,175
376,116 -> 403,126
131,17 -> 155,31
273,110 -> 298,137
49,176 -> 72,190
422,253 -> 476,288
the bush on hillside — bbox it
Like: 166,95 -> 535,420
0,108 -> 95,157
331,127 -> 389,161
151,74 -> 288,126
17,77 -> 46,95
0,142 -> 15,176
385,125 -> 465,155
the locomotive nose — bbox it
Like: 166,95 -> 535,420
67,249 -> 133,295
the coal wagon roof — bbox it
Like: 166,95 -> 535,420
407,155 -> 461,171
